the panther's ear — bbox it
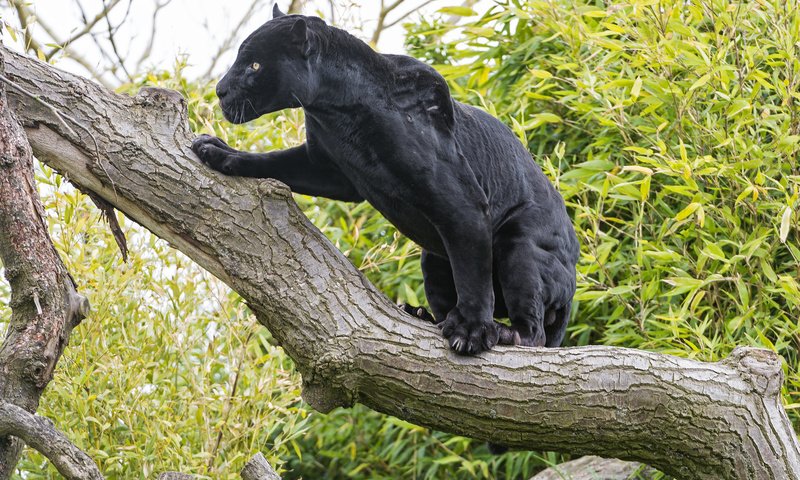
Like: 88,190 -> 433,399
273,4 -> 286,19
290,18 -> 313,58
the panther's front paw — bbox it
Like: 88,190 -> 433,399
439,309 -> 498,355
191,134 -> 240,175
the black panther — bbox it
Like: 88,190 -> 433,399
192,5 -> 579,355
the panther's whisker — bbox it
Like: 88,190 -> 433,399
245,99 -> 256,118
291,93 -> 304,108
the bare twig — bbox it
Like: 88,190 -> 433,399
135,0 -> 174,73
8,0 -> 115,88
102,0 -> 134,83
43,0 -> 124,60
202,0 -> 264,79
0,73 -> 79,139
383,0 -> 438,30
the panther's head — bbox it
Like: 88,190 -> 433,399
216,5 -> 321,123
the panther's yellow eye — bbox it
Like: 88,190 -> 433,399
251,62 -> 261,71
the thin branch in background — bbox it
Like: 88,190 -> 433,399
103,0 -> 134,83
383,0 -> 438,30
372,0 -> 429,45
44,0 -> 123,60
206,330 -> 255,474
202,0 -> 265,80
8,0 -> 115,88
135,0 -> 174,73
86,28 -> 126,84
9,0 -> 43,54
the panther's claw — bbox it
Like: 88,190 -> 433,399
440,309 -> 498,355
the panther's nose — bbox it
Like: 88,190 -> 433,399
216,83 -> 230,100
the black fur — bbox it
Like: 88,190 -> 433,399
192,5 -> 579,355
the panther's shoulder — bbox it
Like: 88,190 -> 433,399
383,54 -> 455,132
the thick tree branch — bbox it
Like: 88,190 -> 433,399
1,46 -> 799,480
158,453 -> 281,479
240,453 -> 281,480
0,46 -> 90,478
0,403 -> 102,480
530,456 -> 656,480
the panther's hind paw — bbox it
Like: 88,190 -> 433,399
398,303 -> 436,324
496,323 -> 521,346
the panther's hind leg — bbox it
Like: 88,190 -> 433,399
398,303 -> 436,323
419,250 -> 456,323
399,250 -> 455,324
411,251 -> 517,345
544,303 -> 571,347
494,223 -> 547,347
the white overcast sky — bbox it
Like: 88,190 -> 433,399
1,0 -> 488,84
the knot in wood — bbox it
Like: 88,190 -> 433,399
257,179 -> 292,198
68,290 -> 90,326
724,346 -> 783,397
25,359 -> 49,388
300,349 -> 355,413
2,264 -> 20,280
134,87 -> 187,113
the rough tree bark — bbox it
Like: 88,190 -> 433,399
0,47 -> 91,478
240,453 -> 281,480
0,402 -> 101,479
1,46 -> 798,479
530,456 -> 656,480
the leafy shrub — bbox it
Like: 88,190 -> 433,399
409,0 -> 800,416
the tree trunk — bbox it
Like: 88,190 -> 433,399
1,46 -> 798,479
0,47 -> 90,478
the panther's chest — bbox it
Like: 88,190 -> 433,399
307,123 -> 447,254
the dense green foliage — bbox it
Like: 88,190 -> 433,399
1,0 -> 798,478
408,0 -> 800,405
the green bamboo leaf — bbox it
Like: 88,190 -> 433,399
689,73 -> 711,91
630,77 -> 642,99
529,69 -> 553,79
675,202 -> 701,221
780,206 -> 792,243
437,6 -> 476,16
